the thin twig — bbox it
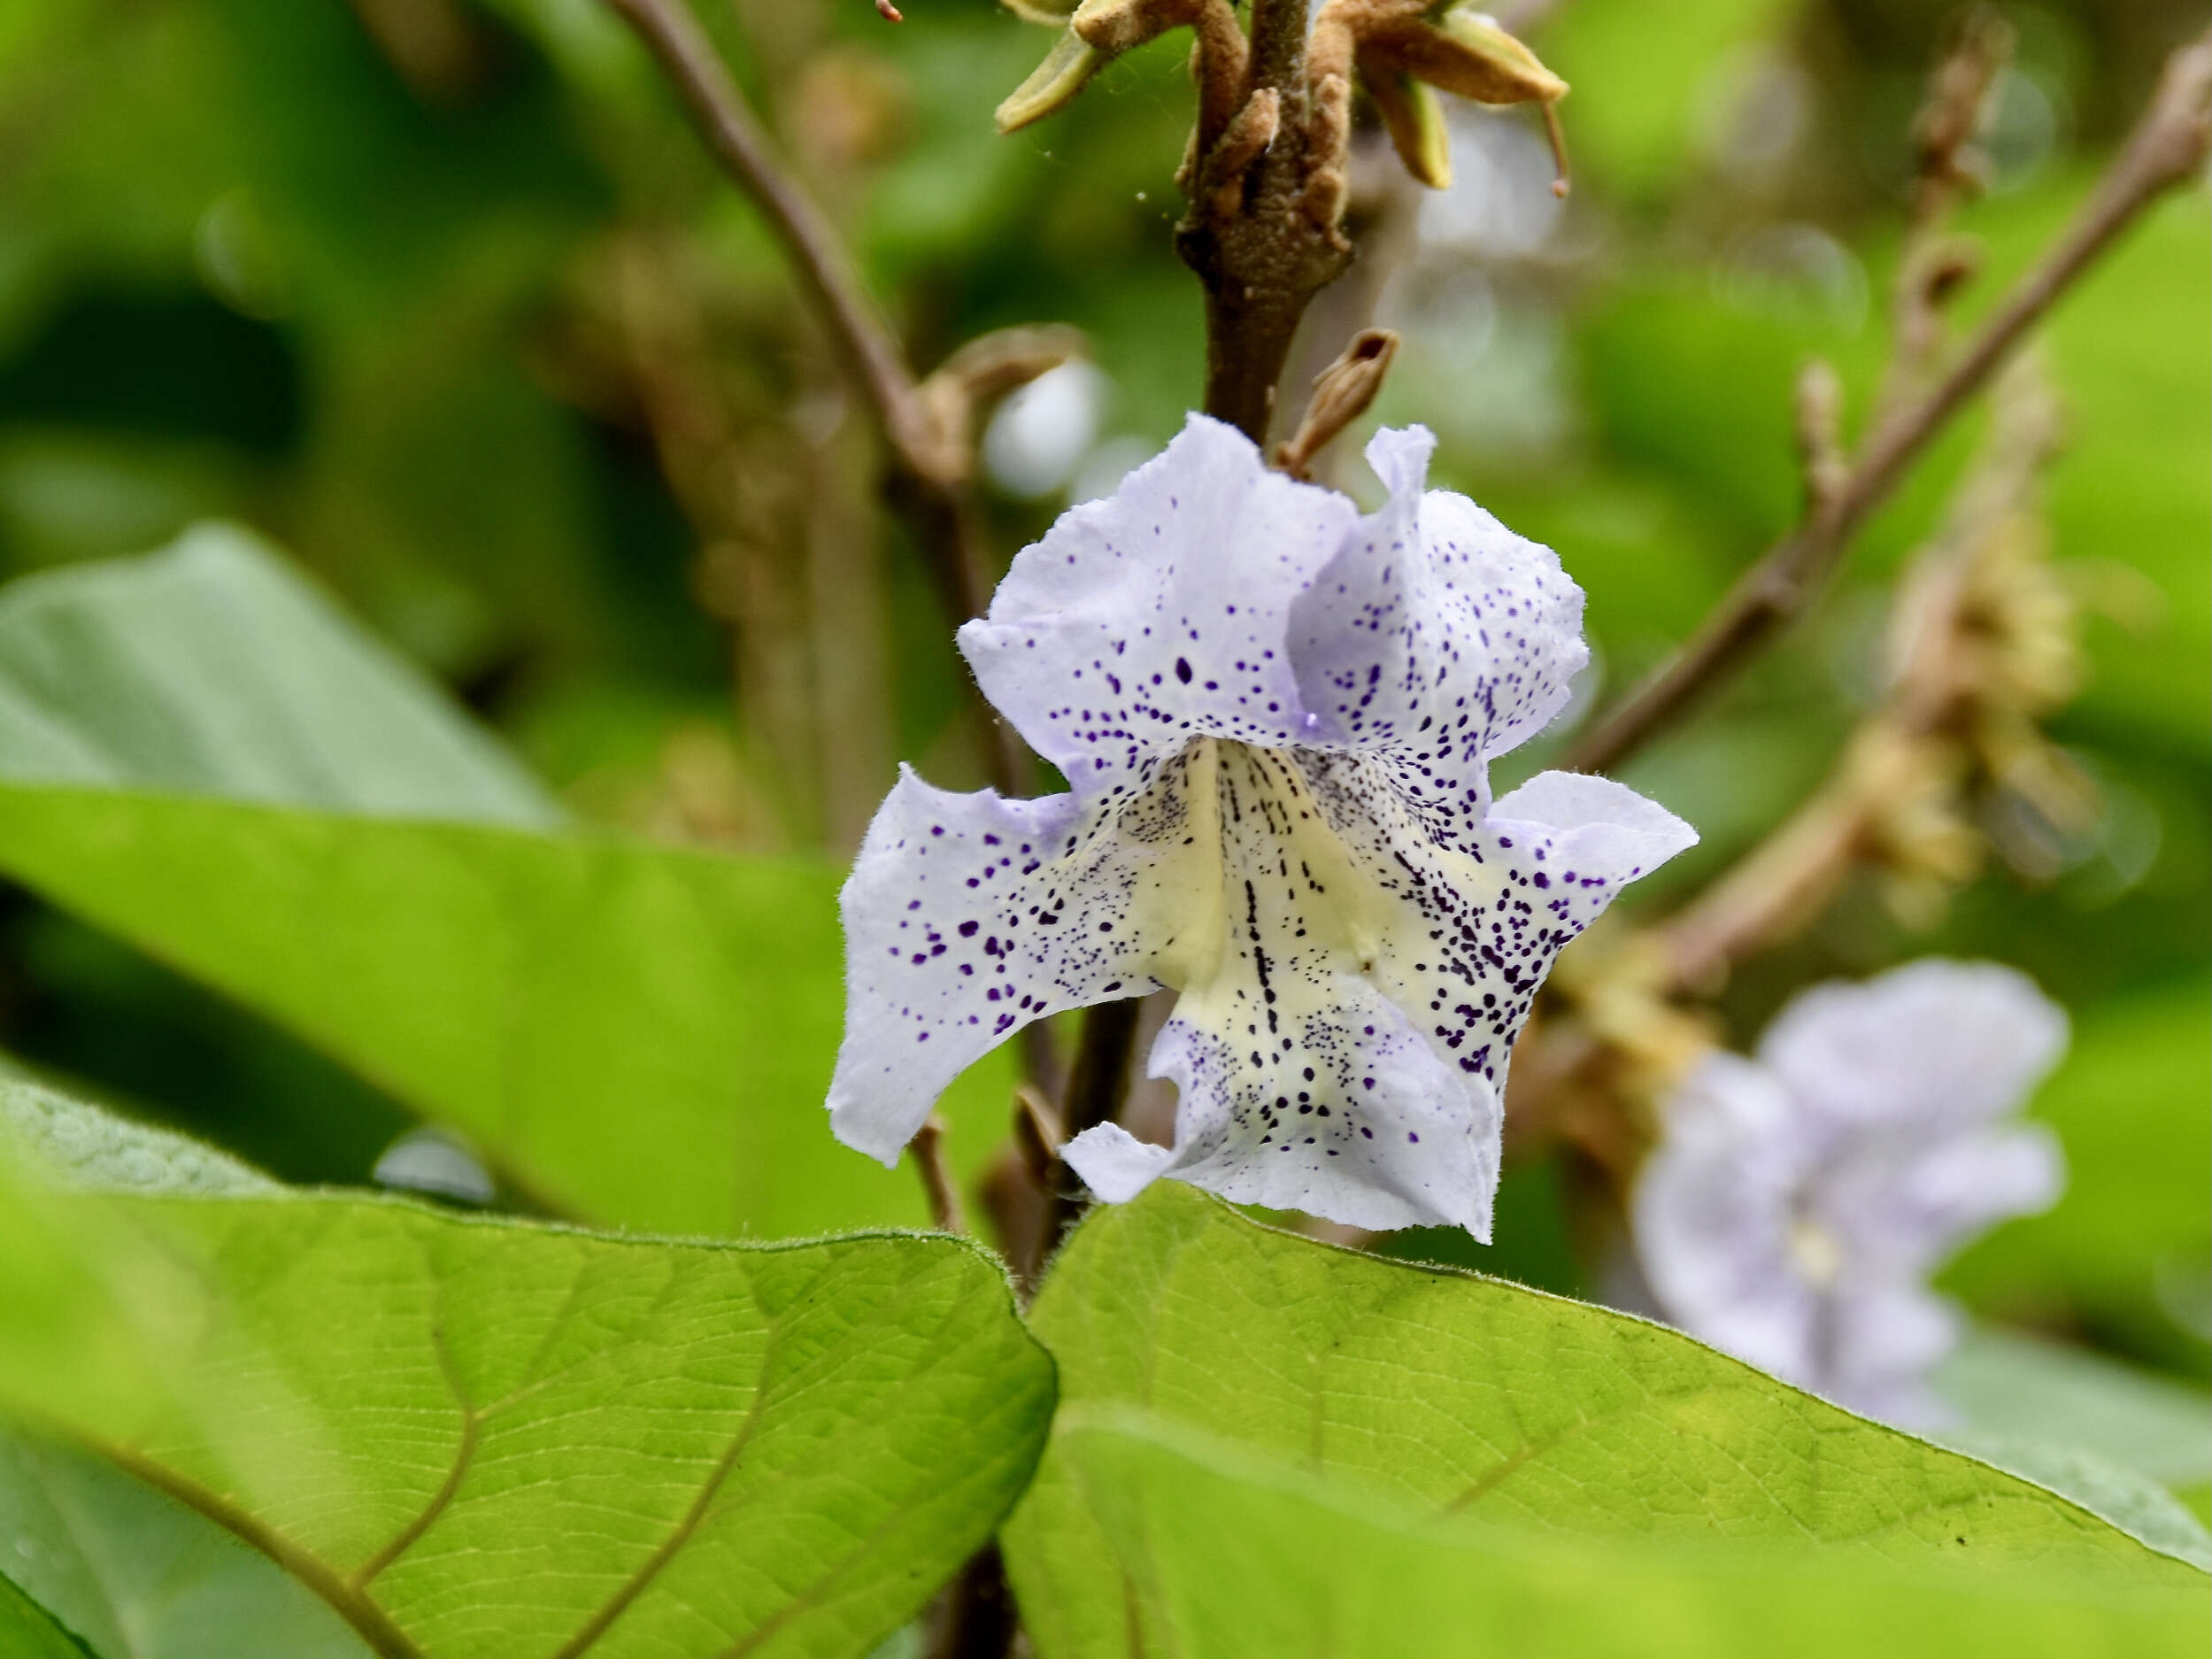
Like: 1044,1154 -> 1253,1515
602,0 -> 1042,804
907,1115 -> 966,1232
1566,34 -> 2212,778
604,0 -> 936,475
1877,11 -> 2010,423
1043,995 -> 1145,1256
928,1543 -> 1015,1659
1660,358 -> 2069,987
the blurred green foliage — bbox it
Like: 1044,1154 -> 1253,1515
0,1 -> 2203,1651
0,0 -> 2201,1383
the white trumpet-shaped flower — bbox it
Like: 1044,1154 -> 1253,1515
1634,960 -> 2068,1424
829,416 -> 1696,1236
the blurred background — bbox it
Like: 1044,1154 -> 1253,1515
0,0 -> 2202,1397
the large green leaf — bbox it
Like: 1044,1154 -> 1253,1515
0,1568 -> 94,1659
0,523 -> 559,826
0,783 -> 1014,1235
1938,1326 -> 2212,1493
1005,1186 -> 2203,1659
0,1067 -> 275,1198
1060,1414 -> 2211,1659
0,1100 -> 1054,1659
0,1429 -> 371,1659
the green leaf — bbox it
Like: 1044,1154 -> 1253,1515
0,1568 -> 95,1659
0,1429 -> 370,1659
0,783 -> 1012,1235
1937,1326 -> 2212,1491
0,1069 -> 275,1197
1932,1431 -> 2212,1578
0,524 -> 560,827
1060,1413 -> 2212,1659
1006,1186 -> 2203,1659
0,1106 -> 1054,1659
1928,1323 -> 2212,1574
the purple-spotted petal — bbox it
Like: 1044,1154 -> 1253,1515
1487,770 -> 1704,903
1304,758 -> 1697,1103
828,768 -> 1156,1163
958,415 -> 1355,803
1289,426 -> 1588,832
1633,1053 -> 1820,1385
1082,976 -> 1498,1233
830,419 -> 1699,1235
1056,745 -> 1688,1236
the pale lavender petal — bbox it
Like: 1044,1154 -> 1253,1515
1826,1285 -> 1962,1426
1638,958 -> 2070,1423
1052,741 -> 1505,1234
1289,426 -> 1589,834
1489,770 -> 1703,911
827,768 -> 1160,1163
958,415 -> 1355,802
1635,1053 -> 1823,1386
1084,747 -> 1689,1236
1825,1124 -> 2063,1280
1059,1123 -> 1175,1203
1757,959 -> 2069,1133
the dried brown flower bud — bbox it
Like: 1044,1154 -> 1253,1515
1398,4 -> 1568,105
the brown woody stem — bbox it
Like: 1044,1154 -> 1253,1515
1044,995 -> 1145,1254
1566,34 -> 2212,778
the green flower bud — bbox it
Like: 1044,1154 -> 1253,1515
997,29 -> 1107,135
1367,71 -> 1453,189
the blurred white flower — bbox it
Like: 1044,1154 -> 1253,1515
374,1126 -> 496,1207
983,360 -> 1107,499
1634,960 -> 2067,1425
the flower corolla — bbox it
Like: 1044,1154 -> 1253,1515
1633,959 -> 2067,1424
829,416 -> 1695,1236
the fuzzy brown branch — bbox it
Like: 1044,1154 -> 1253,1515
603,0 -> 942,478
1043,994 -> 1145,1260
1566,32 -> 2212,778
598,0 -> 1071,819
1179,0 -> 1356,442
907,1115 -> 967,1232
1659,359 -> 2069,988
